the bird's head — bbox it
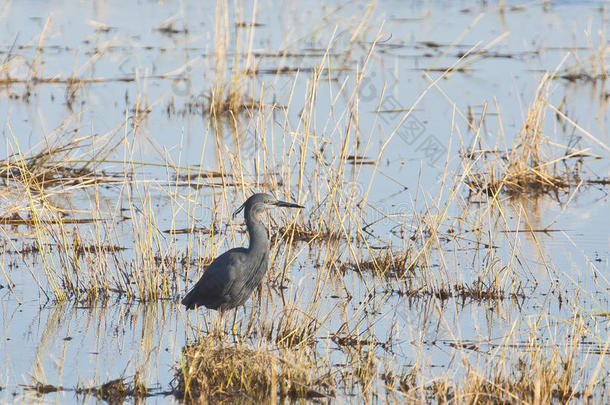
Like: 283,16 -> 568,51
232,193 -> 304,220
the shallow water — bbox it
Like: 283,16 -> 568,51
1,0 -> 608,403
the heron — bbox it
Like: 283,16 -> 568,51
181,193 -> 303,329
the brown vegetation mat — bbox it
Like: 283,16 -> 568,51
173,338 -> 334,403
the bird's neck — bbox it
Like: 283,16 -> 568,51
245,216 -> 268,253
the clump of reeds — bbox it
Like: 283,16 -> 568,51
465,74 -> 582,199
502,75 -> 570,194
206,83 -> 258,117
173,338 -> 334,402
350,348 -> 378,394
205,1 -> 258,117
457,354 -> 581,403
385,324 -> 607,404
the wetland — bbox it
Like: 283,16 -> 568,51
1,0 -> 609,403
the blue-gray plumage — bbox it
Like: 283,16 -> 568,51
181,193 -> 303,311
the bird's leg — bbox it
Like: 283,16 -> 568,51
231,308 -> 238,336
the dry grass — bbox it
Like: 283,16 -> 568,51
174,338 -> 334,402
386,348 -> 604,404
380,320 -> 609,404
271,307 -> 319,348
464,74 -> 586,199
203,1 -> 259,118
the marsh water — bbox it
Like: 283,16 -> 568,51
1,0 -> 608,403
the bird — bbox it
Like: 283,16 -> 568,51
181,193 -> 304,313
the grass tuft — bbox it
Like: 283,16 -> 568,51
174,338 -> 334,402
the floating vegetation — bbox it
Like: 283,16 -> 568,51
340,249 -> 413,279
162,227 -> 215,235
345,154 -> 376,165
558,71 -> 609,82
396,278 -> 526,302
156,252 -> 214,269
332,334 -> 387,350
274,224 -> 343,244
75,375 -> 152,403
22,381 -> 62,394
155,20 -> 189,36
22,375 -> 155,402
72,241 -> 126,256
0,215 -> 100,226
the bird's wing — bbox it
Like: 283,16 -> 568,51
181,248 -> 248,309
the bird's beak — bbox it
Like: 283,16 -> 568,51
232,202 -> 246,219
273,200 -> 304,209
